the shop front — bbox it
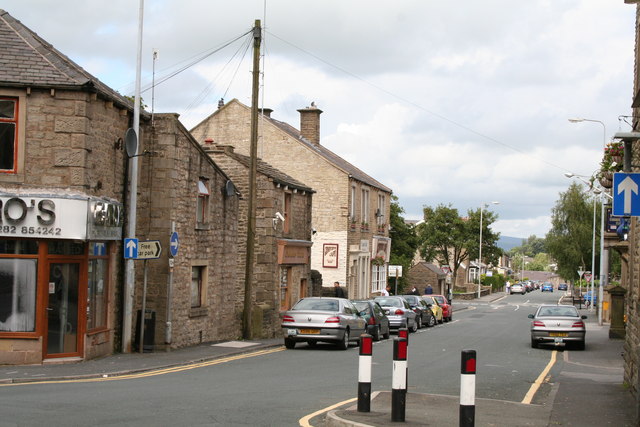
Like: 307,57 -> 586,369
0,194 -> 122,364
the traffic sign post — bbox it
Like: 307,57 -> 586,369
613,172 -> 640,217
169,231 -> 179,257
137,240 -> 162,259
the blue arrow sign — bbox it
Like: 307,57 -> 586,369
613,173 -> 640,217
124,238 -> 138,259
169,231 -> 179,257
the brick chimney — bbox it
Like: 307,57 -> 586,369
260,108 -> 273,118
297,102 -> 323,145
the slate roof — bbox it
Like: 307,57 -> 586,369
216,147 -> 315,194
0,9 -> 133,110
416,262 -> 446,277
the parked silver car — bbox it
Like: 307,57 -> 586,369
510,283 -> 526,295
373,296 -> 418,332
529,304 -> 587,350
281,297 -> 366,350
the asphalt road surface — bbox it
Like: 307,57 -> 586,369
0,291 -> 567,426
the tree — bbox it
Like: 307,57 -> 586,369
509,235 -> 546,257
417,204 -> 500,288
527,253 -> 552,271
389,196 -> 419,293
546,183 -> 599,282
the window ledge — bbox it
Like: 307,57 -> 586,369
196,223 -> 210,231
189,307 -> 209,318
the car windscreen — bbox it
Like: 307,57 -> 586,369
375,297 -> 402,307
537,306 -> 578,317
293,299 -> 338,311
433,296 -> 445,304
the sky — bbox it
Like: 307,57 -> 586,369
4,0 -> 637,239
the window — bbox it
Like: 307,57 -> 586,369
196,179 -> 209,225
87,242 -> 108,331
371,264 -> 386,293
361,188 -> 369,224
350,185 -> 357,221
191,266 -> 206,308
0,258 -> 37,332
284,193 -> 291,233
377,194 -> 386,225
0,98 -> 18,173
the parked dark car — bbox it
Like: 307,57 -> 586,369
558,283 -> 568,291
352,300 -> 391,341
401,295 -> 436,328
281,297 -> 366,349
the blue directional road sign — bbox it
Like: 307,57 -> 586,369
124,238 -> 138,259
613,172 -> 640,217
169,231 -> 179,257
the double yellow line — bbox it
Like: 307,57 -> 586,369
0,347 -> 284,387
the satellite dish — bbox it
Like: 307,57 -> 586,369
124,128 -> 138,157
225,180 -> 236,197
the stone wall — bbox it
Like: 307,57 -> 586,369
135,114 -> 240,349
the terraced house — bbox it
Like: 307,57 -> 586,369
191,99 -> 393,300
0,9 -> 240,364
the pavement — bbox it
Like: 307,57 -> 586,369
0,291 -> 637,427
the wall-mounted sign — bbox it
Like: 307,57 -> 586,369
0,195 -> 123,241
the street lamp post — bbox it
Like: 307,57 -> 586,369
568,118 -> 608,324
478,201 -> 499,299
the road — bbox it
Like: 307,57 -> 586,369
0,291 -> 570,426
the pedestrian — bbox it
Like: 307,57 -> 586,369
380,286 -> 389,296
506,280 -> 511,294
424,284 -> 433,295
409,286 -> 419,295
334,281 -> 346,298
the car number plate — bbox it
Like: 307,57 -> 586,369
287,329 -> 297,336
299,329 -> 319,334
554,337 -> 564,343
549,332 -> 568,337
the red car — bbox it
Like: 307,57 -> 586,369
431,294 -> 452,322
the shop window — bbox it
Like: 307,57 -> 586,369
48,241 -> 85,256
87,242 -> 108,331
0,239 -> 38,255
196,179 -> 210,226
191,265 -> 206,308
0,98 -> 18,173
0,258 -> 37,332
280,267 -> 291,311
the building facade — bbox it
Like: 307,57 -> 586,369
191,100 -> 393,300
0,10 -> 240,364
204,143 -> 314,335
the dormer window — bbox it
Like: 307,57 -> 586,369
0,98 -> 18,173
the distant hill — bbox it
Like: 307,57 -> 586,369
498,236 -> 525,252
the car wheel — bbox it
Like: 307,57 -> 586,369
438,317 -> 444,324
416,316 -> 423,329
372,325 -> 381,342
410,319 -> 418,333
447,315 -> 452,322
531,338 -> 538,349
337,329 -> 350,350
284,338 -> 296,349
307,340 -> 317,348
427,314 -> 436,327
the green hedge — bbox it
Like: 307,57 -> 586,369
482,272 -> 506,291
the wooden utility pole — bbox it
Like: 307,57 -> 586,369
243,19 -> 261,339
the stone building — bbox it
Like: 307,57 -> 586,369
191,99 -> 392,299
204,142 -> 314,335
0,9 -> 239,364
406,262 -> 446,295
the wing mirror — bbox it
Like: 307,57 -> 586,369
528,314 -> 534,319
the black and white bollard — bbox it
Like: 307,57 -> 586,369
357,334 -> 373,412
398,327 -> 409,387
460,349 -> 476,427
391,337 -> 408,422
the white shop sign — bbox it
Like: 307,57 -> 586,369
0,195 -> 123,240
